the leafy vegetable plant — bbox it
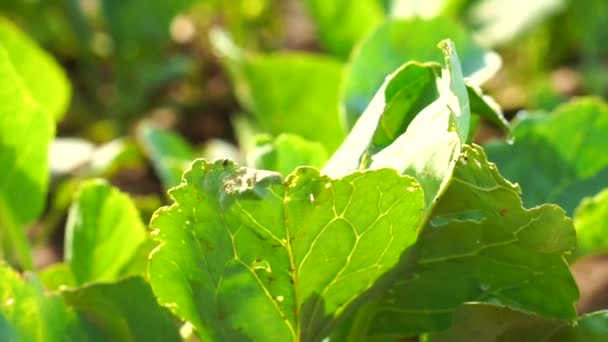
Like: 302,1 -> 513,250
3,6 -> 608,342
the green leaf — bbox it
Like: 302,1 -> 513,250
136,122 -> 196,191
342,17 -> 500,129
64,179 -> 148,285
574,188 -> 608,256
0,17 -> 71,122
212,31 -> 345,152
61,277 -> 181,342
326,39 -> 471,210
346,145 -> 577,338
250,134 -> 328,176
149,159 -> 425,341
484,97 -> 608,215
303,0 -> 385,58
0,42 -> 54,268
428,304 -> 608,342
0,263 -> 85,341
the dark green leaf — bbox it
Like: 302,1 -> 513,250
213,31 -> 345,152
428,304 -> 608,342
427,303 -> 563,342
484,97 -> 608,215
348,145 -> 577,338
149,159 -> 424,341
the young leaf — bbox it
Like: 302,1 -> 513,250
136,122 -> 196,190
573,188 -> 608,257
61,277 -> 181,342
149,159 -> 424,341
326,39 -> 471,210
64,179 -> 148,285
212,31 -> 345,152
345,145 -> 577,338
485,97 -> 608,214
0,17 -> 71,121
250,134 -> 328,176
342,17 -> 501,129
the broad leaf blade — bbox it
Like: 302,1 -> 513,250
149,159 -> 424,341
0,17 -> 71,121
64,179 -> 148,285
356,145 -> 578,338
485,97 -> 608,215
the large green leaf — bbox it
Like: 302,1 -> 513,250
149,159 -> 424,341
0,264 -> 86,341
0,17 -> 71,122
484,97 -> 608,215
0,43 -> 54,268
303,0 -> 385,58
344,145 -> 577,338
212,31 -> 345,153
574,188 -> 608,257
249,133 -> 328,176
64,179 -> 148,285
428,304 -> 608,342
61,277 -> 181,342
342,17 -> 500,129
136,122 -> 196,191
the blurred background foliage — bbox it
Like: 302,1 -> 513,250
2,0 -> 608,266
